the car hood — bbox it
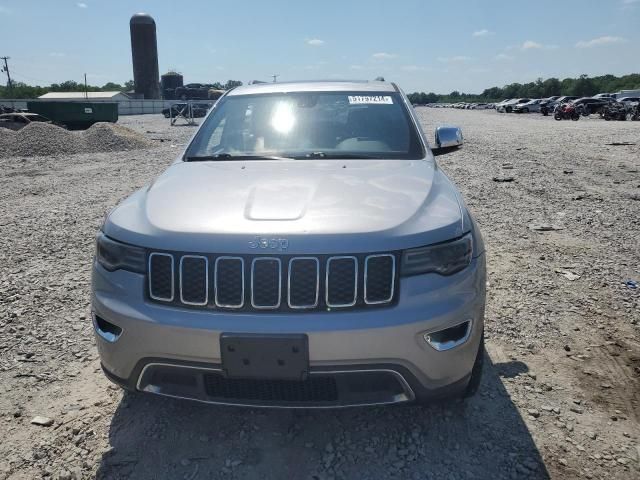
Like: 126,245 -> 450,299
104,159 -> 466,254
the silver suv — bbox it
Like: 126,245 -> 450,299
92,80 -> 486,408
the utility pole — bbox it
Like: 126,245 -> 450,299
271,74 -> 279,83
84,73 -> 88,99
1,56 -> 12,93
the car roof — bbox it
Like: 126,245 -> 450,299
228,80 -> 396,96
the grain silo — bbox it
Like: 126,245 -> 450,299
129,13 -> 161,99
161,71 -> 183,100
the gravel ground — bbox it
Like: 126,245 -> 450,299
0,111 -> 638,480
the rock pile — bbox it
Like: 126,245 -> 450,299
82,122 -> 153,153
0,122 -> 153,158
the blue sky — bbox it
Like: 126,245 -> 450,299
1,0 -> 638,93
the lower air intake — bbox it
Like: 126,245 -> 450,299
204,374 -> 338,403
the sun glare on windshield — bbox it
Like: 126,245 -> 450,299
271,101 -> 296,134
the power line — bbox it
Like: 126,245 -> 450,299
1,56 -> 12,92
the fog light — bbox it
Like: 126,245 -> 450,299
93,313 -> 123,343
424,320 -> 472,351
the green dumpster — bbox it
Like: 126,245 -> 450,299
26,101 -> 119,129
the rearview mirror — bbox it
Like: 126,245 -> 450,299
432,126 -> 463,156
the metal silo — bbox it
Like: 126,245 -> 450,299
161,71 -> 183,100
129,13 -> 160,99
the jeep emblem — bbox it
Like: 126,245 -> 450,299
248,236 -> 289,251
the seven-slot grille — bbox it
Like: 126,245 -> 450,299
147,252 -> 397,312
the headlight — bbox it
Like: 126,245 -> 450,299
96,232 -> 146,273
401,234 -> 472,276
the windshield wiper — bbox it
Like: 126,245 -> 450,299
185,153 -> 292,161
292,152 -> 380,160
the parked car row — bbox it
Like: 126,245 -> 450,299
426,102 -> 496,109
420,94 -> 639,121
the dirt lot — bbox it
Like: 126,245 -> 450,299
0,110 -> 638,480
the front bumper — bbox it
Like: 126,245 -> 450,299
91,255 -> 486,407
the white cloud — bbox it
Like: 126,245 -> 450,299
473,29 -> 493,37
494,53 -> 514,61
349,65 -> 364,70
76,2 -> 88,8
520,40 -> 557,50
575,36 -> 627,48
371,52 -> 396,60
306,38 -> 324,46
437,55 -> 471,63
49,52 -> 66,57
522,40 -> 542,49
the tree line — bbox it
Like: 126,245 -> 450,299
407,73 -> 640,104
0,79 -> 243,99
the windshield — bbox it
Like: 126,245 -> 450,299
185,91 -> 424,160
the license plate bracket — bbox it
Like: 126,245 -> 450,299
220,333 -> 309,380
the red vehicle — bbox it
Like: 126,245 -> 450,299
553,103 -> 580,121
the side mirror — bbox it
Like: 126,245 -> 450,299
432,126 -> 463,156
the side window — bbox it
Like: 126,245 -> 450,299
201,102 -> 251,154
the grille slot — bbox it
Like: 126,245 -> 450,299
203,373 -> 338,403
215,257 -> 244,308
251,258 -> 282,309
288,257 -> 319,309
326,256 -> 358,307
148,253 -> 174,301
148,252 -> 397,311
179,255 -> 208,305
364,254 -> 395,304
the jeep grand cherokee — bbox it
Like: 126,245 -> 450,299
92,80 -> 486,407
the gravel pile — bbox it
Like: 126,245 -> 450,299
0,122 -> 153,158
82,122 -> 154,153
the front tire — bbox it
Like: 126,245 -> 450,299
463,333 -> 485,398
522,108 -> 529,113
554,113 -> 562,121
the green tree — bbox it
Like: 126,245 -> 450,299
50,80 -> 81,91
101,82 -> 123,91
570,74 -> 597,97
541,78 -> 561,97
